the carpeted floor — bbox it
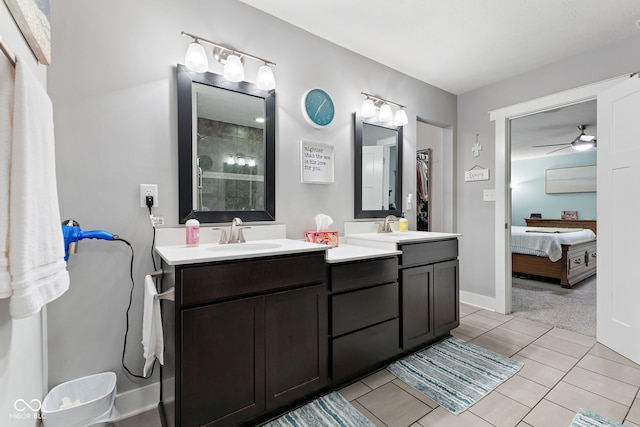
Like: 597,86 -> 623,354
511,274 -> 596,337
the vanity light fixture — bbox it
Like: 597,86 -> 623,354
360,92 -> 409,126
182,31 -> 276,90
226,153 -> 256,167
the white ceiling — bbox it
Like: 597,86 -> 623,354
510,100 -> 596,161
238,0 -> 640,95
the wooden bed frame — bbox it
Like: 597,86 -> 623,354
512,220 -> 597,288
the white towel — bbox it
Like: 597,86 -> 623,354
142,274 -> 164,376
7,57 -> 69,318
0,54 -> 14,299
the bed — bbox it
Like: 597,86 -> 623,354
511,225 -> 596,288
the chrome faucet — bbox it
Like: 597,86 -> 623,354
229,217 -> 250,243
378,215 -> 398,233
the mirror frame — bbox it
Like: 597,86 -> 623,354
177,64 -> 276,223
353,114 -> 403,219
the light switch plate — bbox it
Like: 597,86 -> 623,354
483,189 -> 496,202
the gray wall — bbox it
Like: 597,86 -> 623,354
47,0 -> 456,393
457,34 -> 640,300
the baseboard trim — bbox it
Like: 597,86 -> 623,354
460,291 -> 496,312
113,381 -> 159,421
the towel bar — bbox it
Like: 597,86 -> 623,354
155,287 -> 175,301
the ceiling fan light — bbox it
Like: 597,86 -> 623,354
572,141 -> 595,151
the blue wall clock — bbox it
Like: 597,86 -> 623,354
301,88 -> 335,129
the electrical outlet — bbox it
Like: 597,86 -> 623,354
140,184 -> 159,207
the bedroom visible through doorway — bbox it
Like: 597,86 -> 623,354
508,100 -> 597,335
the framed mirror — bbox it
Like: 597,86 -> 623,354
354,114 -> 403,219
177,64 -> 275,223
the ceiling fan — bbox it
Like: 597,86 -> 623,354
532,124 -> 597,154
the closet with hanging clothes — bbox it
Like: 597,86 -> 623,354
416,149 -> 430,231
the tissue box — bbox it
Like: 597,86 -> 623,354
304,231 -> 339,248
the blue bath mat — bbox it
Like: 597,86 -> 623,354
388,336 -> 523,414
263,391 -> 375,427
570,408 -> 624,427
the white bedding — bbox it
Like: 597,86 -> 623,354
511,226 -> 596,262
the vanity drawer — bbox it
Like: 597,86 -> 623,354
332,318 -> 400,382
399,239 -> 458,267
329,257 -> 398,292
180,253 -> 326,305
331,282 -> 399,337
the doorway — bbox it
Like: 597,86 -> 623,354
489,76 -> 627,315
508,101 -> 597,335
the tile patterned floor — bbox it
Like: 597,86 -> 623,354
112,303 -> 640,427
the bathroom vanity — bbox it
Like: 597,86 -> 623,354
155,229 -> 460,427
155,239 -> 329,427
346,232 -> 460,351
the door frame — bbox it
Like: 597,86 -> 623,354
489,76 -> 628,315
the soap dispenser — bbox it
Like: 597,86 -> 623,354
185,212 -> 200,247
399,212 -> 409,232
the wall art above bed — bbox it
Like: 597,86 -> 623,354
545,165 -> 596,194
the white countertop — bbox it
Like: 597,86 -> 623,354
155,238 -> 328,265
346,231 -> 461,250
325,244 -> 401,264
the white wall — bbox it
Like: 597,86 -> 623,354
46,0 -> 456,399
0,3 -> 49,426
457,34 -> 640,302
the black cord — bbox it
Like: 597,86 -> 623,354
114,237 -> 156,379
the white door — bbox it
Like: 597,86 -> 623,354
362,146 -> 384,210
597,74 -> 640,363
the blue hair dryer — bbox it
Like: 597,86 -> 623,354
61,219 -> 116,261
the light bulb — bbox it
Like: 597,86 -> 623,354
378,104 -> 393,122
361,99 -> 376,117
185,41 -> 208,73
224,54 -> 244,82
394,109 -> 408,126
256,65 -> 275,90
227,155 -> 236,165
237,157 -> 246,166
248,158 -> 256,167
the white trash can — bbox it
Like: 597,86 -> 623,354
41,372 -> 119,427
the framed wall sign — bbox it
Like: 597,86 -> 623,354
300,140 -> 334,184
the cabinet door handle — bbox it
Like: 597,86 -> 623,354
592,252 -> 597,258
574,258 -> 582,265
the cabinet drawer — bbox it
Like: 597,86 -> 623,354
568,252 -> 588,273
330,257 -> 398,292
331,283 -> 398,337
180,253 -> 325,305
399,239 -> 458,267
332,318 -> 399,382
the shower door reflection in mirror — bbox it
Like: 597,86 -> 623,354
195,83 -> 265,212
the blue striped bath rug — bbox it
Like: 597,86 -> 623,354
263,391 -> 375,427
570,408 -> 624,427
388,336 -> 523,415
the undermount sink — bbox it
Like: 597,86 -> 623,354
206,242 -> 283,252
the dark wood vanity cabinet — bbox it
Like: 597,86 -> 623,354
160,252 -> 328,427
328,257 -> 400,383
399,239 -> 459,351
